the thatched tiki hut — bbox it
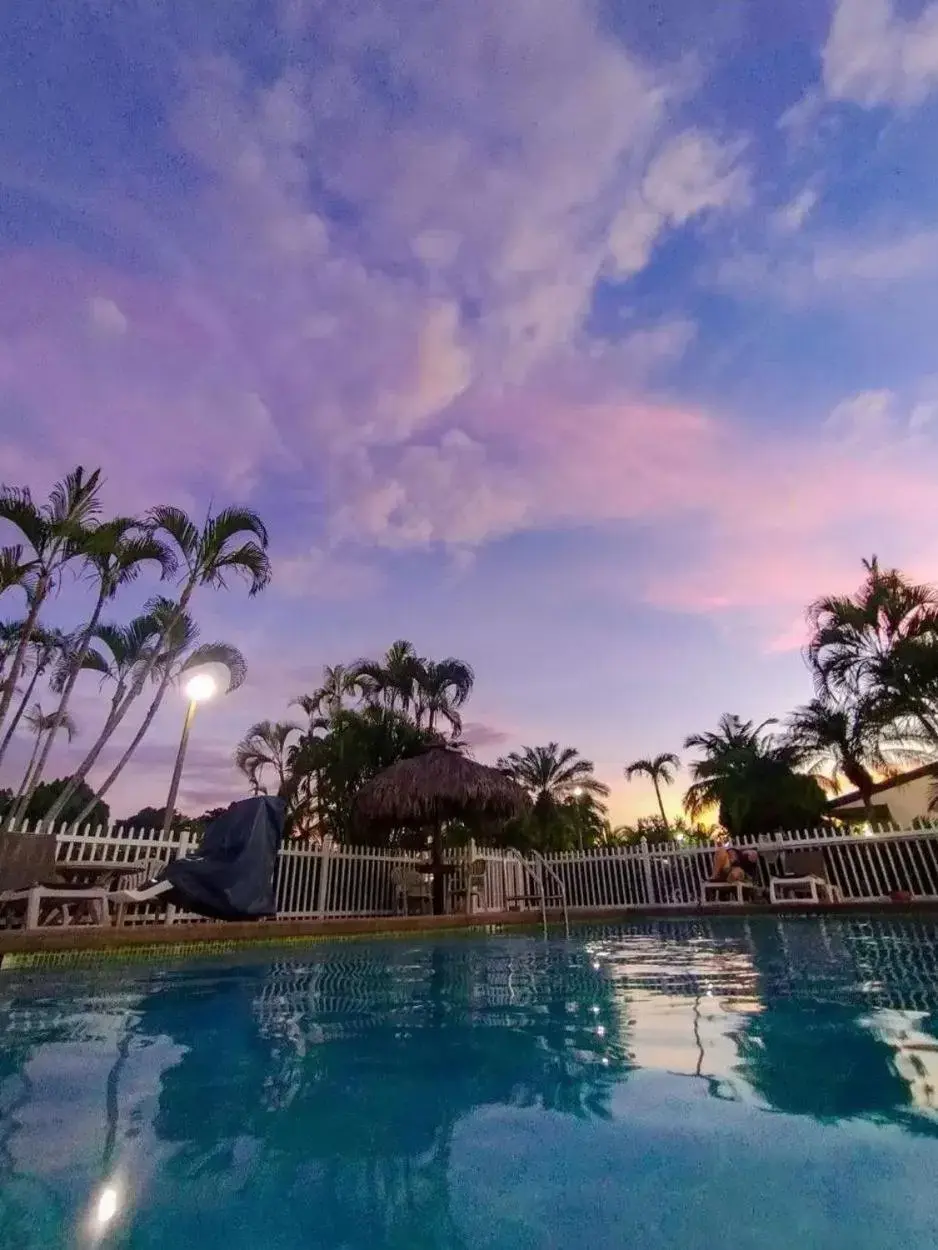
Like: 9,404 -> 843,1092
354,748 -> 529,913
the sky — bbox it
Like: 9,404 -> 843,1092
3,0 -> 938,824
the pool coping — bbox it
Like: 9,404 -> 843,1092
2,899 -> 938,969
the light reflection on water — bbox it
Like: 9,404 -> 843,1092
2,915 -> 938,1249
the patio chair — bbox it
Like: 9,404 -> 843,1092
701,878 -> 760,905
449,858 -> 487,913
390,866 -> 433,916
111,858 -> 170,925
768,849 -> 841,904
0,832 -> 111,929
700,847 -> 761,906
112,864 -> 173,906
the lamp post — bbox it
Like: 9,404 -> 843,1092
162,672 -> 217,837
573,786 -> 585,851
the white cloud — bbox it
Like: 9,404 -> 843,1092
772,187 -> 819,233
607,130 -> 749,277
274,545 -> 382,599
714,228 -> 938,305
164,3 -> 747,454
403,300 -> 473,430
824,389 -> 896,443
87,295 -> 128,337
824,0 -> 938,107
331,428 -> 532,549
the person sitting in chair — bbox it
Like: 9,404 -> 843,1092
710,843 -> 759,885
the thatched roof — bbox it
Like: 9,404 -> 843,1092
354,747 -> 529,826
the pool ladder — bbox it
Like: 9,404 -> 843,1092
505,849 -> 570,940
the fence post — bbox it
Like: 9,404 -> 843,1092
640,837 -> 656,906
164,827 -> 191,926
316,836 -> 333,918
467,838 -> 476,915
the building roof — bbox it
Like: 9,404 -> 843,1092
827,761 -> 938,810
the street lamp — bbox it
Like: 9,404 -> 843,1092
573,786 -> 585,851
162,672 -> 218,837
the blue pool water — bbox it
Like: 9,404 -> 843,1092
2,917 -> 938,1249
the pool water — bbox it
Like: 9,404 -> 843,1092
2,917 -> 938,1249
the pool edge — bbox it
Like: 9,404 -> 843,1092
4,900 -> 938,969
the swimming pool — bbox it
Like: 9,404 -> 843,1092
1,916 -> 937,1249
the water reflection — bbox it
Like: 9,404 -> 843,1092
1,917 -> 938,1248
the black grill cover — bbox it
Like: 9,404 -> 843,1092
162,796 -> 285,920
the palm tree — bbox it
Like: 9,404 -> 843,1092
0,467 -> 102,758
683,714 -> 826,838
0,546 -> 36,601
40,504 -> 270,826
235,720 -> 301,795
121,504 -> 269,720
35,612 -> 167,827
807,556 -> 938,737
414,658 -> 474,736
0,618 -> 30,685
67,624 -> 248,829
18,518 -> 175,804
783,697 -> 922,823
353,640 -> 421,712
498,744 -> 609,803
0,626 -> 68,763
293,664 -> 362,722
624,752 -> 680,830
8,704 -> 78,822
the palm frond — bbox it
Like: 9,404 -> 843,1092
147,505 -> 201,561
0,489 -> 47,552
47,466 -> 103,527
204,542 -> 272,595
179,642 -> 247,692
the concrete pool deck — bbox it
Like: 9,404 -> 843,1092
2,899 -> 938,968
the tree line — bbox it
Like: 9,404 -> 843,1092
3,471 -> 933,854
241,557 -> 938,852
622,556 -> 938,842
0,466 -> 270,829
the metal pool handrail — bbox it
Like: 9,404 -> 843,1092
504,848 -> 570,940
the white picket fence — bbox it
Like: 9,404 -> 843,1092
542,827 -> 938,909
14,819 -> 938,925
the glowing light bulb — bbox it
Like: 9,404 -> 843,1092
184,672 -> 217,702
92,1183 -> 120,1230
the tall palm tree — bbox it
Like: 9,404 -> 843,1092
0,546 -> 36,600
497,743 -> 609,803
119,503 -> 269,726
293,664 -> 362,722
0,626 -> 68,763
0,467 -> 102,757
18,518 -> 174,804
67,624 -> 248,829
807,556 -> 938,737
783,697 -> 921,823
624,752 -> 680,830
353,640 -> 421,712
9,704 -> 78,822
414,657 -> 474,736
42,503 -> 270,825
683,714 -> 826,838
35,612 -> 167,827
0,618 -> 28,682
235,720 -> 300,795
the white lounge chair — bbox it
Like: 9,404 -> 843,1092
701,879 -> 760,905
0,832 -> 112,928
768,849 -> 841,904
